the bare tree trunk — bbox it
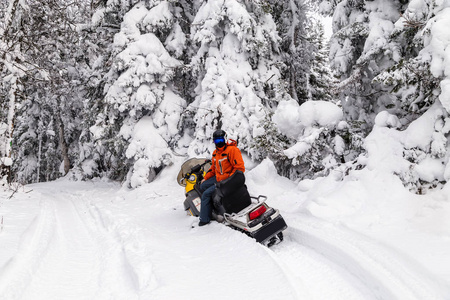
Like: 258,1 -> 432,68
0,0 -> 22,184
0,76 -> 18,184
58,114 -> 70,175
6,77 -> 17,159
290,66 -> 298,102
37,132 -> 42,182
51,90 -> 71,176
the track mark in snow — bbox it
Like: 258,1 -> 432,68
283,214 -> 445,300
0,197 -> 56,299
268,235 -> 370,300
20,196 -> 103,299
0,186 -> 155,300
81,197 -> 157,297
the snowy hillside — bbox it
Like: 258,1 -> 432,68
0,156 -> 449,299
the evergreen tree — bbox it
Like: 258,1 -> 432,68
74,0 -> 125,180
87,0 -> 191,187
374,0 -> 442,118
4,0 -> 91,183
373,0 -> 450,192
321,0 -> 450,192
320,0 -> 409,132
253,1 -> 340,179
187,0 -> 287,159
306,16 -> 337,101
0,0 -> 28,181
263,0 -> 315,103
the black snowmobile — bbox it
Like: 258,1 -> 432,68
177,158 -> 287,247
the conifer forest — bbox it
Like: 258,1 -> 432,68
1,0 -> 450,193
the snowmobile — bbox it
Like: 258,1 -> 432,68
177,158 -> 287,247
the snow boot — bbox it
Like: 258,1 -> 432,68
198,220 -> 210,226
212,211 -> 225,223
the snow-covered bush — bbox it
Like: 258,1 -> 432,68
272,99 -> 355,179
125,117 -> 171,188
124,90 -> 186,188
365,105 -> 450,194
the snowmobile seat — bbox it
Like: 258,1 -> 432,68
222,185 -> 251,213
213,171 -> 252,214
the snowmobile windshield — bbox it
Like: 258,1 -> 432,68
177,158 -> 211,186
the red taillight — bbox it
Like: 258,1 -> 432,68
249,205 -> 267,220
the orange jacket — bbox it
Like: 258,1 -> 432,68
203,140 -> 245,182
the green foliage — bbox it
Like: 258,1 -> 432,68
251,114 -> 293,161
251,114 -> 296,178
375,59 -> 440,114
306,17 -> 338,101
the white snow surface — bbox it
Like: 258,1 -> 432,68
273,99 -> 343,139
0,156 -> 449,300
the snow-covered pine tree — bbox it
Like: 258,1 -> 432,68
373,0 -> 442,119
74,0 -> 126,180
320,0 -> 409,132
251,1 -> 342,180
187,0 -> 286,159
311,0 -> 407,178
0,0 -> 28,182
372,0 -> 450,193
263,0 -> 315,103
6,0 -> 90,183
306,15 -> 338,101
322,0 -> 450,192
88,0 -> 190,187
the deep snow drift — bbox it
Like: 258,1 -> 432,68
0,154 -> 449,300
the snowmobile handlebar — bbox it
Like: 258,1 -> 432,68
182,159 -> 212,184
186,159 -> 211,177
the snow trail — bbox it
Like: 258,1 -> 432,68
282,213 -> 446,300
20,195 -> 102,299
0,183 -> 151,299
267,236 -> 371,300
0,197 -> 57,299
96,185 -> 302,300
0,174 -> 448,300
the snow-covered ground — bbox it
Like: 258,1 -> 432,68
0,156 -> 449,300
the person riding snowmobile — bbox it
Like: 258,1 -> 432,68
198,129 -> 245,226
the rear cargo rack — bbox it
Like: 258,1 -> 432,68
223,195 -> 267,222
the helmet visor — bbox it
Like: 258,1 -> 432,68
213,137 -> 225,145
